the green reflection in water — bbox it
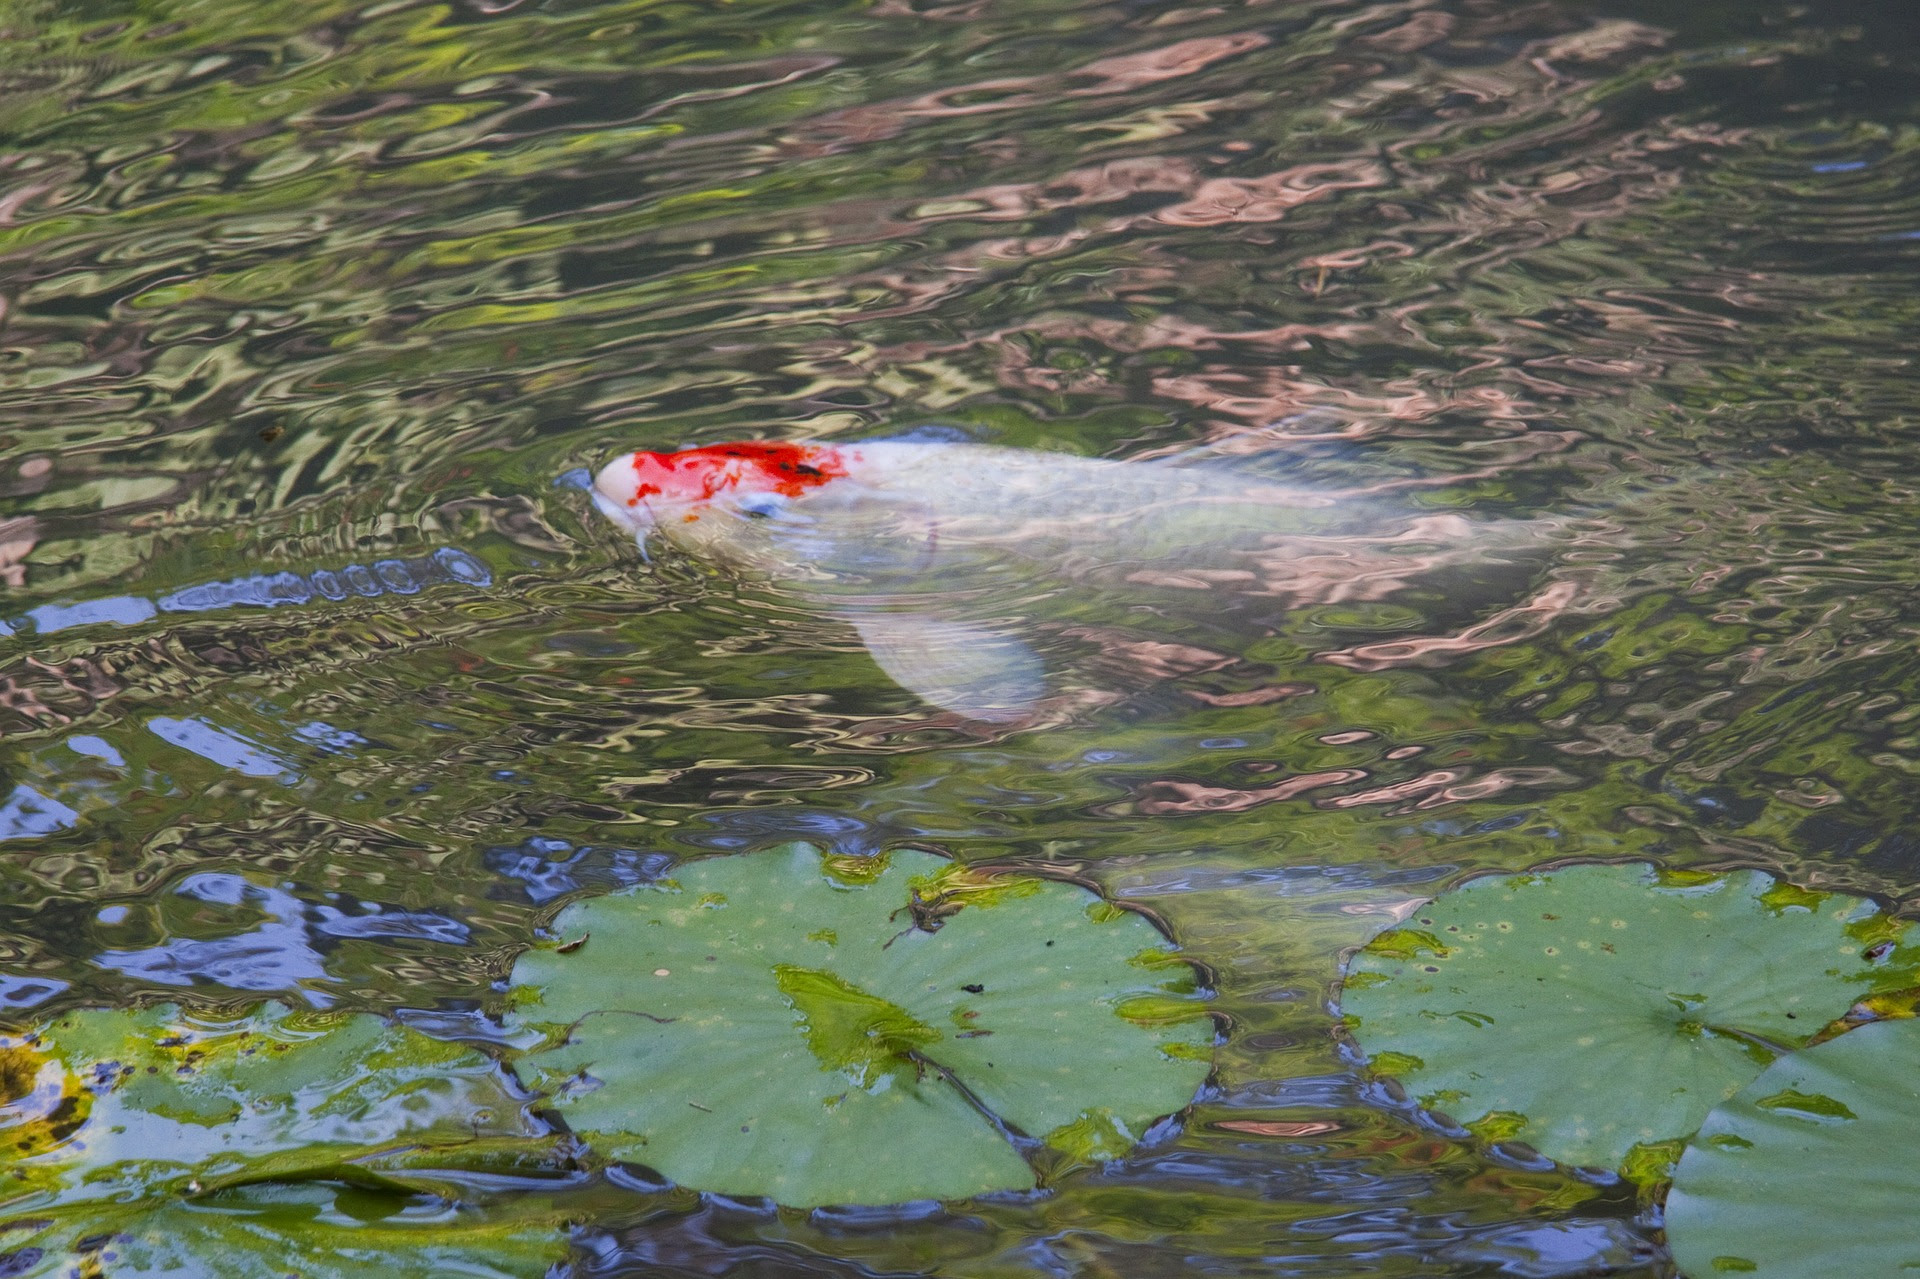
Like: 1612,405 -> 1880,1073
2,0 -> 1918,1270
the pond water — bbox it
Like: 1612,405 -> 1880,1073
2,0 -> 1917,1272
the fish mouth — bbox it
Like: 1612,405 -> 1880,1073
590,484 -> 657,547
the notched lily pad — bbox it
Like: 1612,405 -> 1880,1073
1667,1017 -> 1920,1279
508,843 -> 1213,1206
1338,862 -> 1917,1172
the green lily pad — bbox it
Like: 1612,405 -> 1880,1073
0,1003 -> 553,1210
1339,862 -> 1915,1171
508,843 -> 1213,1207
0,1181 -> 573,1278
1666,1017 -> 1920,1278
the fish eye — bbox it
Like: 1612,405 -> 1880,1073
737,492 -> 785,520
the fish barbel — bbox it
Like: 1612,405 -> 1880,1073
590,439 -> 1514,721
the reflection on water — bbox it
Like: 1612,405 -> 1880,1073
3,0 -> 1919,1270
4,545 -> 488,638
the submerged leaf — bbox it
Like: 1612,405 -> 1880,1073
509,843 -> 1212,1206
1339,862 -> 1916,1170
1667,1018 -> 1920,1278
0,1181 -> 573,1279
0,1004 -> 551,1206
0,1004 -> 567,1275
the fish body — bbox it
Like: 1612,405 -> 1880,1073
590,440 -> 1505,720
591,440 -> 1354,577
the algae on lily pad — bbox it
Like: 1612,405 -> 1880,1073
0,1002 -> 553,1211
1339,863 -> 1916,1171
1666,1018 -> 1920,1279
508,843 -> 1213,1206
0,1181 -> 574,1279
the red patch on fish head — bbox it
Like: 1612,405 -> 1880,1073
622,442 -> 850,508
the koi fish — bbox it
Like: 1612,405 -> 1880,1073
591,440 -> 1526,722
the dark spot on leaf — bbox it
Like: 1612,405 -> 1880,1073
961,983 -> 984,994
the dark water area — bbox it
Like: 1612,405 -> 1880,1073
2,0 -> 1918,1271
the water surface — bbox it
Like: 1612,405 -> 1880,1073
3,0 -> 1918,1271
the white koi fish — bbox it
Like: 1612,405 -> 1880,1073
590,439 -> 1522,721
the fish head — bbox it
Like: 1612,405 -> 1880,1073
591,441 -> 857,572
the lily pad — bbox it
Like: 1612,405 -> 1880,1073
1666,1017 -> 1920,1278
1339,863 -> 1915,1171
0,1002 -> 553,1210
508,843 -> 1212,1206
0,1181 -> 573,1278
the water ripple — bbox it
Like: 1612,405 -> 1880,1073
1,0 -> 1917,1268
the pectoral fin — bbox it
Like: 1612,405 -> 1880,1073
845,612 -> 1046,722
